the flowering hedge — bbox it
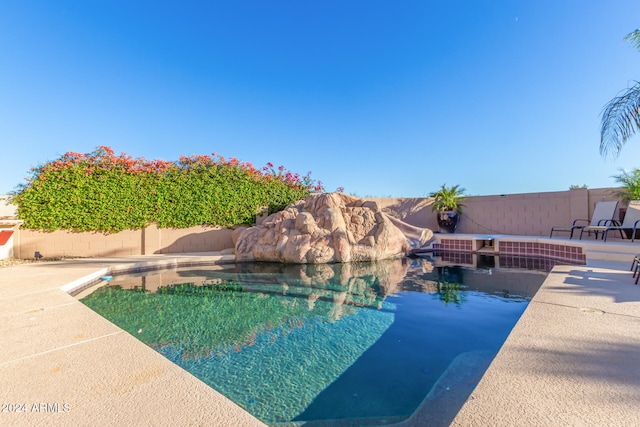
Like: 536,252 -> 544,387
12,146 -> 324,232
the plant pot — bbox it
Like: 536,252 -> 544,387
437,211 -> 460,233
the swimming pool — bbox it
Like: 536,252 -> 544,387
78,257 -> 551,426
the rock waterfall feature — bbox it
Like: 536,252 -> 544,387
233,193 -> 433,264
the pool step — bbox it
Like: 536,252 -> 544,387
272,414 -> 407,427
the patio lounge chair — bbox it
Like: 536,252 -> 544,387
550,200 -> 619,239
631,254 -> 640,284
599,200 -> 640,242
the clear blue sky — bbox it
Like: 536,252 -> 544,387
2,1 -> 640,197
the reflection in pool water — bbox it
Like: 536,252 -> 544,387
79,257 -> 548,425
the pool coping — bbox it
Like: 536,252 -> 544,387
449,258 -> 640,426
1,237 -> 639,426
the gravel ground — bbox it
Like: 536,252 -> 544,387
0,257 -> 74,268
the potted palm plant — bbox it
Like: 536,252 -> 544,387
430,184 -> 466,233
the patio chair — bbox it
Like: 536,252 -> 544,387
600,200 -> 640,242
631,254 -> 640,284
550,200 -> 619,239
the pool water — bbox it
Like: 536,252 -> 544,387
79,257 -> 548,426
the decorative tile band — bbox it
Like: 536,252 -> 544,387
498,241 -> 586,263
432,238 -> 586,264
434,239 -> 474,252
498,255 -> 572,272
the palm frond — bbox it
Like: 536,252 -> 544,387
599,81 -> 640,157
624,29 -> 640,51
429,183 -> 466,213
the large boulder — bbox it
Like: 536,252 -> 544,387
234,193 -> 433,264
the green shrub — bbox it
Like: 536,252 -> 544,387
11,146 -> 324,232
612,168 -> 640,204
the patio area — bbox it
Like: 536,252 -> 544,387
1,240 -> 639,426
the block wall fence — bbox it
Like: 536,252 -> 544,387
14,224 -> 235,260
9,187 -> 622,259
372,187 -> 620,235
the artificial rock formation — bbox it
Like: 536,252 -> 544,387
233,193 -> 433,264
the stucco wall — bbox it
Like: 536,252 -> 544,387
371,187 -> 621,236
0,196 -> 17,218
15,225 -> 234,259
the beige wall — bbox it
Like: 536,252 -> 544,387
0,196 -> 17,218
371,187 -> 621,236
15,224 -> 234,259
10,187 -> 622,259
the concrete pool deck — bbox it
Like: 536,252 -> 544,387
450,258 -> 640,427
1,241 -> 639,426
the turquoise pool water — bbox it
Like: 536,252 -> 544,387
79,257 -> 549,425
